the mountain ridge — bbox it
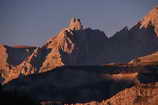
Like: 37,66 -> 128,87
1,7 -> 158,83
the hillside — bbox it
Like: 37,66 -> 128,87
3,64 -> 158,105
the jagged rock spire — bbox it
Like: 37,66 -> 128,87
68,17 -> 83,30
140,7 -> 158,35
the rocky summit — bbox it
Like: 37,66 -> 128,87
140,7 -> 158,35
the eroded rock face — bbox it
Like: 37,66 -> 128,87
129,51 -> 158,65
69,17 -> 83,30
100,82 -> 158,105
0,44 -> 36,83
140,7 -> 158,35
0,45 -> 8,70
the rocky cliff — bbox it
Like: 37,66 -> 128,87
0,44 -> 36,83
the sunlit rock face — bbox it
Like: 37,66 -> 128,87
69,17 -> 83,30
140,7 -> 158,35
0,44 -> 36,83
129,51 -> 158,65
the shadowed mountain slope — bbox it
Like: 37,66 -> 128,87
3,64 -> 158,105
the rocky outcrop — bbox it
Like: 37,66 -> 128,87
99,82 -> 158,105
0,44 -> 36,83
69,17 -> 83,30
129,51 -> 158,65
140,7 -> 158,35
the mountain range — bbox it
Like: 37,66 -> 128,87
1,7 -> 158,105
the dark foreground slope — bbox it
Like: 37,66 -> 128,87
3,64 -> 158,105
0,84 -> 40,105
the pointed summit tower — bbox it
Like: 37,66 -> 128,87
69,17 -> 83,30
140,7 -> 158,35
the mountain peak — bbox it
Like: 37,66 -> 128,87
68,17 -> 83,30
140,7 -> 158,35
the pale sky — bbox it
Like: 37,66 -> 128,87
0,0 -> 158,46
